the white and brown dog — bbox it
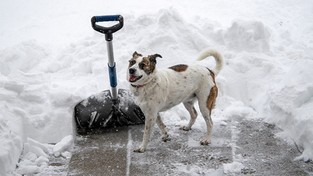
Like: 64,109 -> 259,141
127,49 -> 223,153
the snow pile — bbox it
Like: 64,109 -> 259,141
223,21 -> 271,53
15,135 -> 73,175
216,19 -> 313,162
0,42 -> 78,174
267,60 -> 313,161
1,0 -> 313,175
0,117 -> 23,176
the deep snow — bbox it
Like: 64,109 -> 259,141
1,0 -> 313,175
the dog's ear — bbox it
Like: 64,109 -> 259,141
149,54 -> 162,64
152,54 -> 162,59
133,51 -> 142,58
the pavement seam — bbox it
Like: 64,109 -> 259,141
126,129 -> 132,176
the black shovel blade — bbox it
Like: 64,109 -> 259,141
74,89 -> 145,134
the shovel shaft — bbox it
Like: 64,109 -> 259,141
106,41 -> 115,67
106,40 -> 118,100
90,15 -> 123,101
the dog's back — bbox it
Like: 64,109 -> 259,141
155,50 -> 223,111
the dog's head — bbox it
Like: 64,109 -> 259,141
127,51 -> 162,85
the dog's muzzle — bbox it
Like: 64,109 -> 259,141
128,68 -> 142,82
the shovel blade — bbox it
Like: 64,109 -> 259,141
74,89 -> 145,134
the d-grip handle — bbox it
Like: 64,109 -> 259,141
91,15 -> 124,41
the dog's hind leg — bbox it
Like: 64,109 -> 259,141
180,99 -> 197,131
198,86 -> 218,145
156,113 -> 170,142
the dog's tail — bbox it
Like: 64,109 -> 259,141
197,49 -> 223,75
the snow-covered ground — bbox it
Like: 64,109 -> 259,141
1,0 -> 313,175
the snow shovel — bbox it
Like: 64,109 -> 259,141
74,15 -> 145,134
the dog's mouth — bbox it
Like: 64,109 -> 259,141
129,75 -> 143,83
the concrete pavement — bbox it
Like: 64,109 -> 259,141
67,118 -> 313,176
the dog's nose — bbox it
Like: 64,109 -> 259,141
129,68 -> 136,74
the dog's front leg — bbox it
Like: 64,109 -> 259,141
134,112 -> 157,153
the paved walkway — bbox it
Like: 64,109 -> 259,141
68,118 -> 313,176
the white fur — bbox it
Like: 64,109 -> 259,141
128,49 -> 223,153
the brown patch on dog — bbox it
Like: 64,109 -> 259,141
169,64 -> 188,72
207,86 -> 218,114
207,68 -> 216,84
137,54 -> 162,75
149,54 -> 162,63
132,51 -> 142,58
206,68 -> 218,114
139,57 -> 156,75
193,106 -> 198,117
129,52 -> 162,73
129,51 -> 142,68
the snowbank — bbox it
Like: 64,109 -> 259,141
0,117 -> 23,175
267,59 -> 313,161
1,0 -> 313,175
14,136 -> 73,175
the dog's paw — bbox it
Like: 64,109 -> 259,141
133,147 -> 145,153
161,134 -> 171,142
200,138 -> 211,145
179,126 -> 191,131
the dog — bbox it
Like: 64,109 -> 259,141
127,49 -> 223,153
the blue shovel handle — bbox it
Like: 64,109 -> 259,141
94,15 -> 121,22
91,15 -> 124,41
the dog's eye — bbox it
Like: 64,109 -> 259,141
129,60 -> 136,66
139,62 -> 145,69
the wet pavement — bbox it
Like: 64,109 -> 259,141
68,118 -> 313,176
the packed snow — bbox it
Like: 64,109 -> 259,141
1,0 -> 313,175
